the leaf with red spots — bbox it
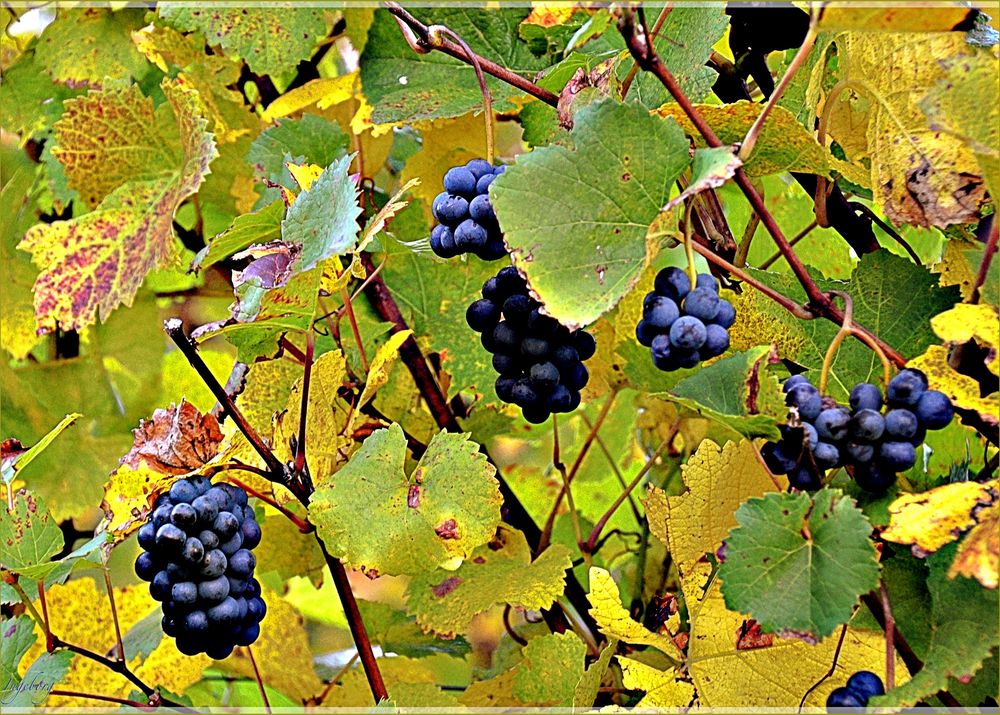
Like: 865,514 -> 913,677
120,399 -> 224,476
18,80 -> 217,334
309,424 -> 503,577
0,489 -> 64,576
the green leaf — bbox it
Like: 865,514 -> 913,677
191,201 -> 284,273
668,346 -> 782,440
309,425 -> 503,577
512,632 -> 586,706
625,7 -> 730,106
247,114 -> 349,189
2,413 -> 81,487
573,638 -> 617,709
120,608 -> 165,661
719,488 -> 880,640
875,544 -> 999,707
746,252 -> 962,402
359,601 -> 472,659
493,100 -> 690,328
158,6 -> 327,77
0,490 -> 64,574
1,616 -> 37,684
281,156 -> 362,272
662,146 -> 743,213
360,8 -> 548,124
405,525 -> 571,637
5,651 -> 73,707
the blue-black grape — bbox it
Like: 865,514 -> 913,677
431,160 -> 508,260
884,409 -> 918,439
135,552 -> 159,581
879,441 -> 916,471
846,671 -> 885,700
639,271 -> 731,371
713,299 -> 736,328
826,686 -> 866,710
815,407 -> 851,442
443,166 -> 476,195
886,368 -> 927,407
669,316 -> 707,350
849,383 -> 883,412
466,299 -> 500,332
701,324 -> 730,359
644,296 -> 680,330
849,409 -> 885,441
654,267 -> 691,299
915,390 -> 953,429
683,287 -> 720,322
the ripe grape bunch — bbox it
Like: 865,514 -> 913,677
826,670 -> 885,710
430,159 -> 507,260
763,368 -> 954,492
134,476 -> 266,659
467,266 -> 596,424
635,268 -> 735,371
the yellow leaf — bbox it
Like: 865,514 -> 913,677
358,177 -> 419,252
818,5 -> 978,31
882,479 -> 998,553
356,330 -> 412,413
98,463 -> 178,546
949,501 -> 999,589
908,345 -> 999,427
587,566 -> 684,662
930,303 -> 1000,376
261,74 -> 356,123
21,577 -> 209,705
936,239 -> 980,300
219,586 -> 323,702
662,439 -> 782,584
686,564 -> 908,707
831,33 -> 990,227
524,6 -> 577,27
287,161 -> 325,194
617,657 -> 694,708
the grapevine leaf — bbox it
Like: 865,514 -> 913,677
18,81 -> 218,334
158,6 -> 327,78
656,101 -> 832,176
818,6 -> 979,31
686,562 -> 906,707
667,346 -> 783,440
831,32 -> 991,227
405,525 -> 571,637
280,156 -> 362,272
120,609 -> 165,661
254,515 -> 325,587
119,400 -> 224,475
0,490 -> 63,574
216,586 -> 323,700
653,439 -> 782,578
748,252 -> 961,403
98,464 -> 178,546
662,146 -> 742,213
34,8 -> 149,88
511,632 -> 586,706
357,330 -> 413,411
2,413 -> 81,487
1,615 -> 36,684
617,658 -> 694,709
191,201 -> 284,273
949,502 -> 999,589
247,114 -> 349,190
719,488 -> 880,640
587,566 -> 684,661
309,425 -> 502,577
882,479 -> 998,553
360,8 -> 547,124
874,545 -> 1000,707
493,100 -> 690,328
573,638 -> 617,709
360,601 -> 472,659
260,74 -> 357,123
5,651 -> 73,707
20,578 -> 210,705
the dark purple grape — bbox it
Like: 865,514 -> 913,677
635,320 -> 658,347
200,549 -> 227,578
654,267 -> 690,300
529,362 -> 560,391
135,552 -> 159,581
171,581 -> 198,605
879,441 -> 916,471
885,409 -> 919,440
150,571 -> 172,601
182,537 -> 205,564
700,324 -> 730,359
169,480 -> 198,504
826,686 -> 866,709
521,406 -> 551,424
813,442 -> 840,470
846,671 -> 885,700
443,166 -> 476,195
849,409 -> 885,442
137,523 -> 157,551
815,408 -> 851,442
466,298 -> 500,332
240,519 -> 261,550
683,287 -> 720,322
573,331 -> 596,361
669,316 -> 707,350
198,576 -> 230,603
887,369 -> 927,407
854,463 -> 896,493
644,296 -> 680,330
213,512 -> 239,540
155,524 -> 187,554
228,549 -> 257,578
915,390 -> 953,429
849,383 -> 883,412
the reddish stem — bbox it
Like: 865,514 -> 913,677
973,216 -> 999,303
37,581 -> 54,652
224,475 -> 314,534
246,645 -> 272,712
103,569 -> 126,662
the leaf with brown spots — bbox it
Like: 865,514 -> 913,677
120,399 -> 223,475
0,489 -> 63,576
309,425 -> 502,577
18,80 -> 217,334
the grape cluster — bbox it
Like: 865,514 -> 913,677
467,266 -> 596,423
430,159 -> 507,260
635,268 -> 734,371
134,476 -> 265,659
763,368 -> 954,493
826,670 -> 885,710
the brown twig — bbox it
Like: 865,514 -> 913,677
879,581 -> 896,691
759,220 -> 819,270
798,623 -> 849,711
340,286 -> 370,373
620,5 -> 672,100
294,329 -> 316,477
384,3 -> 558,106
224,475 -> 313,534
48,690 -> 155,709
851,203 -> 921,265
582,415 -> 642,525
973,215 -> 998,303
37,581 -> 53,652
502,604 -> 529,647
103,570 -> 126,662
246,645 -> 272,712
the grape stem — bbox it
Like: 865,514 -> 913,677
797,623 -> 849,710
819,291 -> 893,394
48,690 -> 158,710
879,580 -> 896,690
223,475 -> 314,534
246,645 -> 272,712
973,215 -> 999,303
103,569 -> 126,662
552,413 -> 589,568
620,4 -> 672,100
682,199 -> 699,286
428,24 -> 495,164
759,220 -> 819,270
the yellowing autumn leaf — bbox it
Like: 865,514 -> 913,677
829,33 -> 990,227
818,5 -> 978,31
882,479 -> 998,552
261,73 -> 357,123
98,463 -> 177,546
618,657 -> 694,708
21,577 -> 209,705
931,303 -> 1000,376
356,330 -> 412,412
949,501 -> 999,589
587,566 -> 684,662
19,80 -> 217,334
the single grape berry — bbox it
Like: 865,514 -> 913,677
826,686 -> 866,710
683,287 -> 720,322
654,267 -> 691,299
884,409 -> 918,440
669,316 -> 707,350
134,477 -> 265,657
886,368 -> 928,407
849,383 -> 883,412
879,441 -> 916,471
849,409 -> 885,442
915,390 -> 954,429
845,671 -> 885,700
815,407 -> 851,442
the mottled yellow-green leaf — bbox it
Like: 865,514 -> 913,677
98,464 -> 177,546
831,32 -> 991,227
218,587 -> 323,702
882,479 -> 998,553
587,566 -> 684,661
949,502 -> 999,589
310,425 -> 502,577
405,525 -> 571,637
908,346 -> 999,428
512,632 -> 586,706
686,563 -> 907,707
0,489 -> 63,574
21,578 -> 209,705
663,439 -> 783,581
254,514 -> 325,587
573,637 -> 617,709
356,330 -> 412,413
34,8 -> 149,88
818,6 -> 978,31
618,657 -> 695,708
931,303 -> 1000,376
19,80 -> 217,334
656,101 -> 832,176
